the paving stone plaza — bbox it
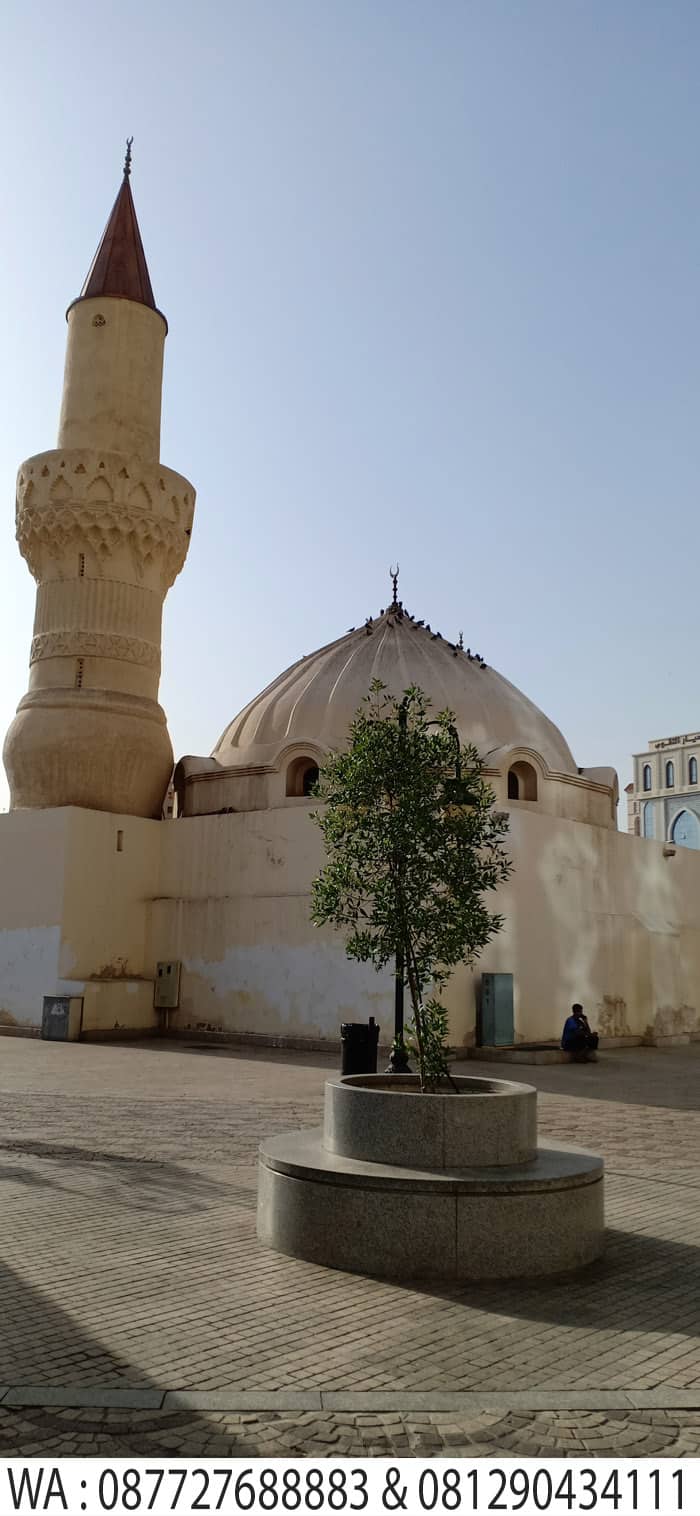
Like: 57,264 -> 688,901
1,1037 -> 700,1457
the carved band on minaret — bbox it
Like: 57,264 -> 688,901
16,450 -> 193,589
30,632 -> 161,672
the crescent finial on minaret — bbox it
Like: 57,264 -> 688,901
124,136 -> 133,178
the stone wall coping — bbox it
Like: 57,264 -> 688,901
337,1073 -> 535,1097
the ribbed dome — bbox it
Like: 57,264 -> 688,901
213,603 -> 577,777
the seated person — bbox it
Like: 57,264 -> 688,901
561,1003 -> 599,1054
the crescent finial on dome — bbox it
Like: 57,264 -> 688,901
389,562 -> 400,608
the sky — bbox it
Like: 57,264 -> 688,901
1,0 -> 699,816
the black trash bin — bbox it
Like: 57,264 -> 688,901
340,1017 -> 379,1076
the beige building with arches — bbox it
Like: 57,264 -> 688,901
1,158 -> 700,1054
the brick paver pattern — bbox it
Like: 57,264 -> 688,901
2,1406 -> 700,1460
1,1038 -> 699,1416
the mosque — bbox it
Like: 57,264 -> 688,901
1,156 -> 699,1052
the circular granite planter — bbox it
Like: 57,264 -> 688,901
324,1074 -> 537,1169
257,1073 -> 604,1281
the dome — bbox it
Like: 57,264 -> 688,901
212,601 -> 578,776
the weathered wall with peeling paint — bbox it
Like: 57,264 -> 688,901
2,800 -> 700,1048
149,809 -> 390,1042
150,803 -> 700,1049
462,809 -> 700,1046
0,809 -> 67,1028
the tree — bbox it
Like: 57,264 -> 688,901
310,682 -> 512,1091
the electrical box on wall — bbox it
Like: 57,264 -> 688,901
154,961 -> 181,1009
479,973 -> 514,1046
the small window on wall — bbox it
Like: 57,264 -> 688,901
690,757 -> 698,786
286,757 -> 320,797
666,761 -> 675,788
642,801 -> 654,839
642,764 -> 652,792
506,761 -> 538,802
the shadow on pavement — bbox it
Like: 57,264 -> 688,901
0,1258 -> 164,1388
0,1139 -> 251,1214
115,1037 -> 340,1073
453,1046 -> 700,1114
404,1224 -> 700,1348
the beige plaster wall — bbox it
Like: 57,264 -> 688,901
80,980 -> 157,1037
2,798 -> 700,1050
0,807 -> 160,1034
150,803 -> 700,1050
488,764 -> 615,829
447,811 -> 700,1046
151,807 -> 386,1042
177,743 -> 325,818
60,809 -> 160,981
0,809 -> 68,1030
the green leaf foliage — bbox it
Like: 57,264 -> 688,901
310,683 -> 512,1091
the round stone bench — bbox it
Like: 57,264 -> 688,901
258,1129 -> 603,1280
257,1074 -> 604,1281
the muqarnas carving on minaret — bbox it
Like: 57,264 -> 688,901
4,143 -> 195,818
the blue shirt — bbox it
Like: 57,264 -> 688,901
561,1015 -> 584,1050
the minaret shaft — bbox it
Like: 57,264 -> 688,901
3,163 -> 194,819
59,296 -> 165,460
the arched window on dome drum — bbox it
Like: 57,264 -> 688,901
666,761 -> 675,789
690,757 -> 698,786
286,757 -> 320,798
507,761 -> 538,802
642,764 -> 652,792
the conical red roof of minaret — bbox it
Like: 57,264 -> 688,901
79,141 -> 156,309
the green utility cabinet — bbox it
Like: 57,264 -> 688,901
480,973 -> 514,1046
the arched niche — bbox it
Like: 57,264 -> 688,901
507,760 -> 538,802
286,756 -> 320,798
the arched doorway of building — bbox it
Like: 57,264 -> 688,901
670,809 -> 700,850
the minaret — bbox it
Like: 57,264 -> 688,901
4,145 -> 195,818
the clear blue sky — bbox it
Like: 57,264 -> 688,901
1,0 -> 699,813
